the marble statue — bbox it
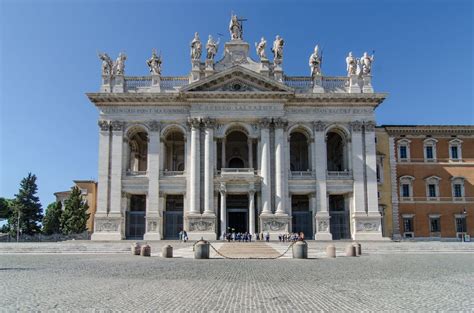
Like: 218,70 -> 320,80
98,52 -> 113,76
113,53 -> 127,76
272,35 -> 284,64
229,14 -> 242,40
255,37 -> 267,60
206,35 -> 220,60
345,52 -> 357,76
190,32 -> 202,60
309,45 -> 322,76
360,52 -> 374,75
147,49 -> 162,75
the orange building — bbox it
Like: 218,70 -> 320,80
54,180 -> 98,233
383,126 -> 474,240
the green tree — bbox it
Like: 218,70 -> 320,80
60,187 -> 90,235
0,197 -> 13,220
42,201 -> 63,235
7,173 -> 43,236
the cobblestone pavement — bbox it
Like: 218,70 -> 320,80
1,253 -> 473,311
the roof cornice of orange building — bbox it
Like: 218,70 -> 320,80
380,125 -> 474,136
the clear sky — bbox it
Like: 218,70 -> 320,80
0,0 -> 473,210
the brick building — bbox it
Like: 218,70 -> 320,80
382,126 -> 473,240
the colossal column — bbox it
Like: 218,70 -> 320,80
350,121 -> 366,215
109,120 -> 125,217
274,118 -> 288,215
219,183 -> 227,238
259,118 -> 272,214
248,187 -> 256,235
313,121 -> 332,240
248,138 -> 253,168
203,118 -> 215,215
188,118 -> 201,214
144,121 -> 161,240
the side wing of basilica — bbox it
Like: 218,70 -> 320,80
87,17 -> 387,241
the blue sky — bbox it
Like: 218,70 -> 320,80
0,0 -> 473,209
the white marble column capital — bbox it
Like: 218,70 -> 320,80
187,117 -> 201,129
313,120 -> 327,132
147,121 -> 161,132
110,120 -> 125,132
350,120 -> 364,132
203,117 -> 216,129
98,120 -> 110,131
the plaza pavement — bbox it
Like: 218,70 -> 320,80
0,241 -> 473,311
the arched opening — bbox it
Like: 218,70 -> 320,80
228,157 -> 245,168
326,131 -> 347,172
164,131 -> 185,171
128,130 -> 148,173
223,130 -> 248,168
290,132 -> 310,171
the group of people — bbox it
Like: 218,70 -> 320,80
222,231 -> 272,242
278,232 -> 305,242
178,230 -> 188,242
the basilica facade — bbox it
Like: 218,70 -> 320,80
88,18 -> 386,241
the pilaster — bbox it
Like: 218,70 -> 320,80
259,118 -> 272,215
144,121 -> 161,240
203,117 -> 215,215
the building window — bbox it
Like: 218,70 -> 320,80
423,138 -> 437,162
400,176 -> 415,201
425,176 -> 441,201
376,155 -> 384,183
451,177 -> 465,200
402,214 -> 415,238
449,139 -> 463,162
397,139 -> 410,162
456,217 -> 467,233
430,216 -> 441,233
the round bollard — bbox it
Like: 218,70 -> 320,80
131,242 -> 141,255
140,244 -> 151,257
162,245 -> 173,258
326,244 -> 336,258
292,241 -> 308,259
345,244 -> 356,257
353,242 -> 361,256
194,239 -> 210,259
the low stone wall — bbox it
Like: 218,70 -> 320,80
0,232 -> 90,242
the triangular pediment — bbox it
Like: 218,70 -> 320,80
181,66 -> 294,93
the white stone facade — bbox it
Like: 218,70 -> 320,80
88,24 -> 386,241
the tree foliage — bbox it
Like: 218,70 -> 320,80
60,187 -> 90,235
0,197 -> 13,220
42,201 -> 63,235
7,173 -> 43,235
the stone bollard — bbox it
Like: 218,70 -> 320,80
292,241 -> 308,259
131,242 -> 141,255
140,244 -> 151,257
345,244 -> 356,257
326,244 -> 336,258
194,238 -> 210,259
162,245 -> 173,258
353,242 -> 361,256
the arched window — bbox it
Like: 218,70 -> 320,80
127,128 -> 148,174
326,130 -> 348,172
224,130 -> 248,168
290,132 -> 310,171
164,130 -> 185,171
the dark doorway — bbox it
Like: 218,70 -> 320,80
291,195 -> 313,239
329,195 -> 350,240
228,157 -> 244,168
126,195 -> 146,240
226,195 -> 248,233
164,195 -> 183,239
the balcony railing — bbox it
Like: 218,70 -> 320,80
124,76 -> 188,92
126,170 -> 147,176
220,168 -> 256,174
327,170 -> 353,179
290,170 -> 315,178
161,170 -> 185,177
283,76 -> 349,93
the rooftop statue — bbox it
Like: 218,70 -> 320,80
309,45 -> 322,76
190,32 -> 202,61
229,14 -> 243,40
147,49 -> 162,75
360,51 -> 374,75
345,51 -> 357,76
272,35 -> 284,64
206,35 -> 220,61
113,52 -> 127,76
98,52 -> 113,76
255,37 -> 267,60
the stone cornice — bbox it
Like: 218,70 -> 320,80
383,125 -> 474,136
